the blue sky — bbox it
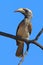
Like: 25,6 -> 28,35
0,0 -> 43,65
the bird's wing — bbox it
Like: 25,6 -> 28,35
28,22 -> 32,35
16,20 -> 24,45
16,20 -> 24,36
26,22 -> 32,51
16,20 -> 24,57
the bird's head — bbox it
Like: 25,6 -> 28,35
15,8 -> 32,18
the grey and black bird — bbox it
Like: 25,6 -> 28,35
15,8 -> 32,57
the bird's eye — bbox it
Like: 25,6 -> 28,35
25,10 -> 28,13
23,9 -> 28,13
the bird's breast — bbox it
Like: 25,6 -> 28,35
17,24 -> 29,39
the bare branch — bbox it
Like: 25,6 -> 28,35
0,28 -> 43,65
0,28 -> 43,50
18,50 -> 28,65
34,28 -> 43,40
30,40 -> 43,50
0,32 -> 16,40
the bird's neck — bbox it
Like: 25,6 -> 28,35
25,15 -> 32,19
24,16 -> 31,22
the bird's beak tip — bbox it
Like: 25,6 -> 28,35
14,10 -> 19,13
13,11 -> 16,13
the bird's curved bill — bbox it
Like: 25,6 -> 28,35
14,10 -> 20,12
14,8 -> 23,12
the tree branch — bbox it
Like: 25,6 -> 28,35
0,28 -> 43,49
0,28 -> 43,65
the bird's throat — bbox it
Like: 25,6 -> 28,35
24,17 -> 31,25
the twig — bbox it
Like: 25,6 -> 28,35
18,50 -> 28,65
34,28 -> 43,40
18,56 -> 24,65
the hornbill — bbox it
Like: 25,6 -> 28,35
0,8 -> 32,58
0,8 -> 43,58
15,8 -> 32,57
